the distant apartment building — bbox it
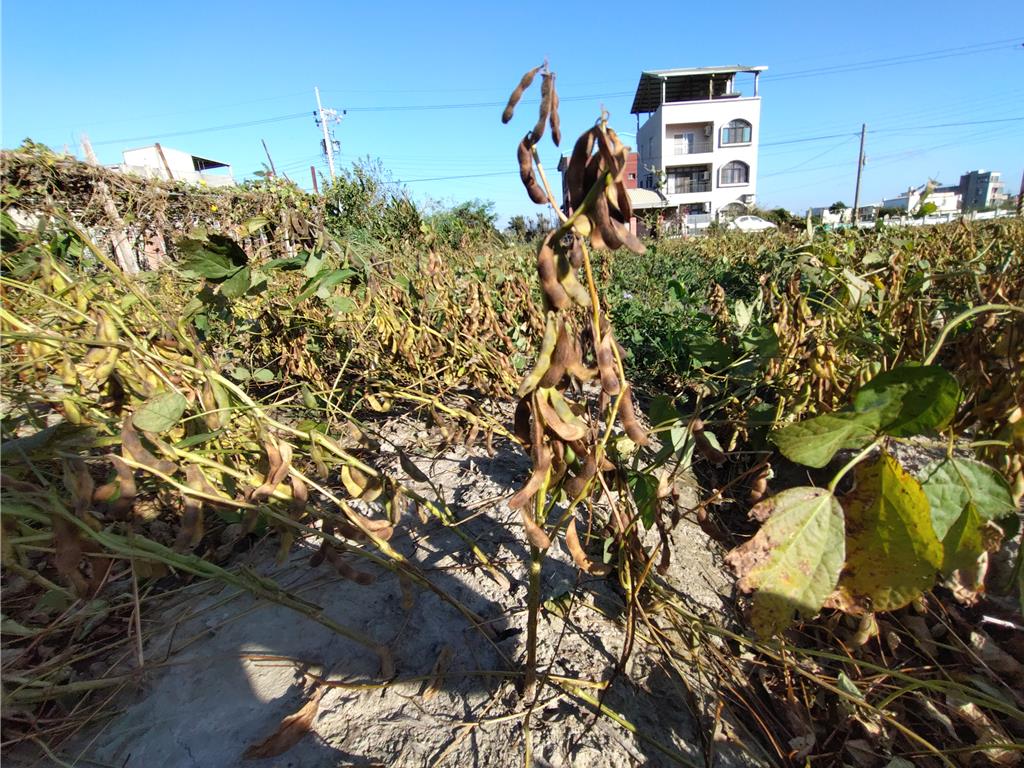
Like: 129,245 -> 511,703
118,145 -> 234,187
630,65 -> 766,225
959,170 -> 1006,211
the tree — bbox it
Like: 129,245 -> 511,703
829,201 -> 848,214
506,215 -> 529,241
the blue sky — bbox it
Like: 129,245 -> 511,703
3,1 -> 1022,222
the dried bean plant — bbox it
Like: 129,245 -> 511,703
502,64 -> 688,735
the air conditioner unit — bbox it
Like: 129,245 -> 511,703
700,172 -> 710,181
704,125 -> 713,137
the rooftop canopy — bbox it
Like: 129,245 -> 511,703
630,66 -> 767,114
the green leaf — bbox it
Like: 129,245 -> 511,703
734,299 -> 752,332
302,250 -> 325,278
326,295 -> 356,314
770,411 -> 879,468
941,502 -> 985,576
830,453 -> 943,614
263,256 -> 307,271
316,268 -> 356,293
229,365 -> 251,382
219,266 -> 251,299
132,391 -> 188,433
243,216 -> 269,235
252,368 -> 275,383
853,365 -> 960,436
627,472 -> 659,530
177,234 -> 247,280
918,457 -> 1017,539
725,487 -> 845,637
1,614 -> 41,637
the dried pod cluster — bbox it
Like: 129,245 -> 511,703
503,63 -> 563,206
502,63 -> 661,578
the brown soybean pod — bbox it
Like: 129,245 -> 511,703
618,385 -> 650,446
563,449 -> 597,499
517,138 -> 548,204
565,516 -> 611,575
520,505 -> 552,549
593,192 -> 624,251
532,73 -> 552,142
535,388 -> 587,442
537,237 -> 571,310
691,418 -> 727,464
596,331 -> 621,395
501,65 -> 541,124
549,74 -> 561,146
513,396 -> 533,449
538,321 -> 571,388
509,442 -> 552,510
566,129 -> 596,210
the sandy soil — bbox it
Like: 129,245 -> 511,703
45,414 -> 762,768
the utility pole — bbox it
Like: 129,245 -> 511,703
1017,168 -> 1023,217
261,139 -> 277,177
314,86 -> 337,182
852,123 -> 866,223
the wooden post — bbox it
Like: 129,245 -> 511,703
154,143 -> 175,181
80,134 -> 139,274
310,166 -> 319,195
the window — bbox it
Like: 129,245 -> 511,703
721,119 -> 752,145
719,161 -> 749,186
666,167 -> 711,194
673,132 -> 695,155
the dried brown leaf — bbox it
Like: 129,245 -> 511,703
242,687 -> 324,759
422,645 -> 454,701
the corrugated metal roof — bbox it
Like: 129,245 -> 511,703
627,188 -> 670,209
630,66 -> 767,114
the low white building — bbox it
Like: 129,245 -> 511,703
119,145 -> 234,187
631,65 -> 766,222
881,183 -> 960,214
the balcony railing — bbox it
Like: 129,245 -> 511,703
672,138 -> 713,155
667,180 -> 711,194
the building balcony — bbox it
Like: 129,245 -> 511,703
671,138 -> 713,156
667,180 -> 711,194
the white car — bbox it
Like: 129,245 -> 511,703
728,215 -> 778,232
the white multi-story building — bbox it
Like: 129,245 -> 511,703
631,65 -> 766,226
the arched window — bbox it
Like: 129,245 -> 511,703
721,119 -> 752,145
719,161 -> 749,186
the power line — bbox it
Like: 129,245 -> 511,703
386,170 -> 516,184
762,136 -> 859,177
765,37 -> 1021,81
93,112 -> 309,146
341,91 -> 633,113
871,116 -> 1024,134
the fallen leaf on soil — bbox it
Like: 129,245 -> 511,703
422,645 -> 454,701
947,695 -> 1022,766
243,686 -> 324,759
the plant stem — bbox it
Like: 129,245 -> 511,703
828,438 -> 882,494
923,303 -> 1022,365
